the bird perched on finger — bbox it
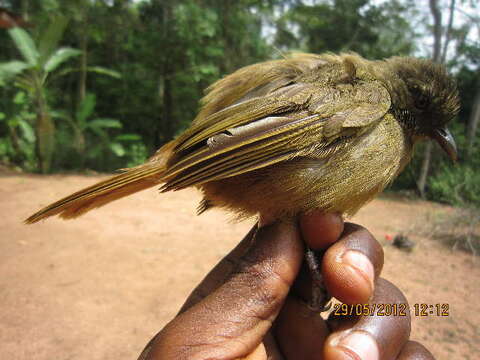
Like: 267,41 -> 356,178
25,52 -> 460,311
25,52 -> 459,225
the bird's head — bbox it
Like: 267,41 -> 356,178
385,57 -> 460,161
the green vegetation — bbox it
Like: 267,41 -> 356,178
0,0 -> 479,210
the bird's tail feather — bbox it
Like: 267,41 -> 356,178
25,164 -> 164,223
25,141 -> 177,224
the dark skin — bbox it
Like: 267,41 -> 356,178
137,212 -> 435,360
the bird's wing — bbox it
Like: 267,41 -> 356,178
160,78 -> 391,191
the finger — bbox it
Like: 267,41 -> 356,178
293,223 -> 383,305
299,210 -> 344,250
263,332 -> 285,360
322,223 -> 384,304
240,344 -> 268,360
141,220 -> 304,360
325,278 -> 411,360
396,341 -> 435,360
180,211 -> 341,312
274,296 -> 329,360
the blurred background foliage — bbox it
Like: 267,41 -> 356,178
0,0 -> 479,209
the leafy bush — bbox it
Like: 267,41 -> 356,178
429,164 -> 480,208
0,91 -> 37,171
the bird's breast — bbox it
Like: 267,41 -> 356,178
200,114 -> 412,219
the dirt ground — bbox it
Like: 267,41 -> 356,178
1,173 -> 479,360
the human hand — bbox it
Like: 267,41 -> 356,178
138,212 -> 435,360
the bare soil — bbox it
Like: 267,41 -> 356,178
1,173 -> 479,360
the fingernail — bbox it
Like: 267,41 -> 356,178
341,251 -> 375,293
330,331 -> 379,360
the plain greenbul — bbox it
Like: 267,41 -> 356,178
26,53 -> 459,224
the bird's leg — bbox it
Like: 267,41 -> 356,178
305,247 -> 331,312
257,214 -> 332,311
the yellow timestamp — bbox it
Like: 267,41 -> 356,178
413,303 -> 449,317
333,303 -> 408,316
332,303 -> 450,317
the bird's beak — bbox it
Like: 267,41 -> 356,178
431,127 -> 457,162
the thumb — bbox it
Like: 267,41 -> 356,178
140,221 -> 304,360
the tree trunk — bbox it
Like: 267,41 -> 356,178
466,87 -> 480,157
78,15 -> 88,105
156,0 -> 174,147
417,142 -> 433,198
417,0 -> 447,198
441,0 -> 456,63
34,85 -> 55,173
429,0 -> 442,62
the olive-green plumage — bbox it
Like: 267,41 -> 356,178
25,53 -> 460,224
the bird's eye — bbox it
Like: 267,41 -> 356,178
415,94 -> 429,110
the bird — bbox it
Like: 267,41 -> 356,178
25,52 -> 459,225
25,52 -> 460,311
